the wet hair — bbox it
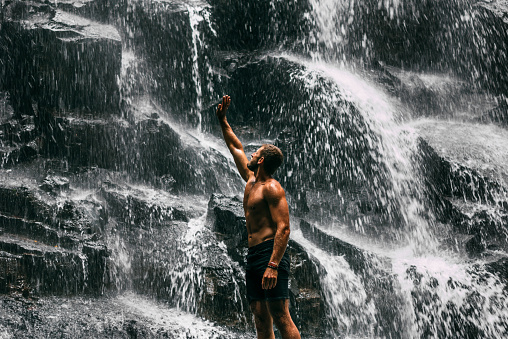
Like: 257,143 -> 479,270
260,144 -> 283,175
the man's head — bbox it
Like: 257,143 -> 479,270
247,144 -> 283,175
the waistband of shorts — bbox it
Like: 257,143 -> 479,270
248,238 -> 275,255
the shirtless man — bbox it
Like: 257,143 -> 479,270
216,95 -> 300,339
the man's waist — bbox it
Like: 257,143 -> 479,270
247,238 -> 275,255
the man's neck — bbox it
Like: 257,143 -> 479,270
254,168 -> 271,183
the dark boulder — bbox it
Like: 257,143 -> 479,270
39,175 -> 70,194
55,0 -> 113,22
0,179 -> 109,296
114,1 -> 204,125
375,63 -> 496,120
207,193 -> 247,263
100,183 -> 195,227
403,262 -> 508,338
209,0 -> 311,51
486,256 -> 508,284
480,95 -> 508,127
43,111 -> 243,194
0,231 -> 108,296
0,104 -> 39,168
365,1 -> 508,94
1,5 -> 121,115
477,0 -> 508,23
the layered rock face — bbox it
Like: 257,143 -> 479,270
1,1 -> 121,115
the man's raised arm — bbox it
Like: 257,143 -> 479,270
216,95 -> 253,182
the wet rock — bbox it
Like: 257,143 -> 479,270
0,186 -> 51,222
314,1 -> 508,95
45,113 -> 243,194
0,181 -> 109,296
116,1 -> 200,125
198,240 -> 250,329
465,233 -> 486,255
0,234 -> 107,295
3,0 -> 56,21
0,142 -> 39,168
403,263 -> 506,338
210,0 -> 311,51
207,193 -> 247,262
300,220 -> 385,274
486,257 -> 508,283
477,0 -> 508,25
480,95 -> 508,127
300,219 -> 407,338
100,183 -> 193,227
375,64 -> 495,120
82,243 -> 110,294
451,201 -> 508,254
1,116 -> 37,145
55,0 -> 112,22
0,92 -> 14,122
0,293 -> 253,338
0,214 -> 80,249
0,251 -> 23,295
416,120 -> 508,201
1,6 -> 121,115
416,120 -> 508,254
39,175 -> 70,194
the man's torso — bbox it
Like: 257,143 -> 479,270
243,178 -> 277,247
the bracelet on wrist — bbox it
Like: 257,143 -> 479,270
267,261 -> 279,270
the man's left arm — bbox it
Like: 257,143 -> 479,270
262,182 -> 290,290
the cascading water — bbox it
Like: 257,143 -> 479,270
188,5 -> 204,130
277,54 -> 438,250
293,229 -> 379,337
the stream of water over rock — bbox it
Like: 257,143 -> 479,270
0,0 -> 507,338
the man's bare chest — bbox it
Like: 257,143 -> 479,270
244,183 -> 266,212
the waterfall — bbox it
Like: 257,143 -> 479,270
188,5 -> 204,130
1,0 -> 507,337
279,54 -> 438,251
294,230 -> 379,338
392,251 -> 508,338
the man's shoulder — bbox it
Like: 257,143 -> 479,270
263,179 -> 285,199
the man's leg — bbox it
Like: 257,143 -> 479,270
250,300 -> 276,339
267,299 -> 301,339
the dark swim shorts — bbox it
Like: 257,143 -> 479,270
246,239 -> 291,303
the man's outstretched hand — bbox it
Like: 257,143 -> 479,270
216,95 -> 231,120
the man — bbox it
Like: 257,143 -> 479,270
216,95 -> 301,339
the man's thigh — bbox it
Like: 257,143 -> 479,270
267,299 -> 291,320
